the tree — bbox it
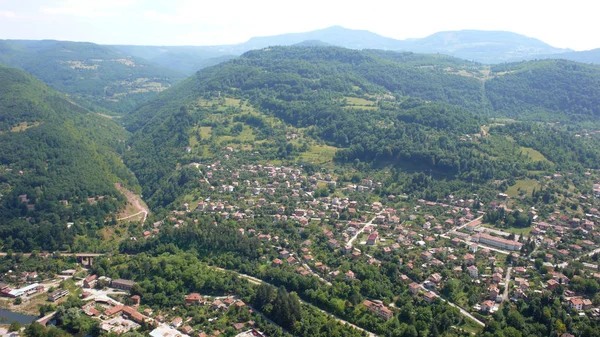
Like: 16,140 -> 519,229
9,321 -> 21,332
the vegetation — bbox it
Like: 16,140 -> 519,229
0,65 -> 139,251
0,39 -> 184,114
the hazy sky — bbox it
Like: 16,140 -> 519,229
0,0 -> 598,51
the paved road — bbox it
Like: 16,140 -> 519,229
419,285 -> 485,327
442,216 -> 484,236
555,247 -> 600,269
502,267 -> 512,302
210,266 -> 377,336
302,263 -> 332,286
347,212 -> 382,246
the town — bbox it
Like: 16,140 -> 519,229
4,144 -> 600,337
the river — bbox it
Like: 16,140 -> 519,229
0,308 -> 37,324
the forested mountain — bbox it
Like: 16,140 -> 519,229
0,65 -> 139,251
0,39 -> 185,114
122,46 -> 600,212
486,60 -> 600,121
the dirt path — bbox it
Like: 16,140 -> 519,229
115,183 -> 150,224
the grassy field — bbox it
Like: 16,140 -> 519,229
520,147 -> 551,163
217,126 -> 256,144
343,96 -> 378,110
199,126 -> 212,140
299,144 -> 338,167
506,179 -> 541,198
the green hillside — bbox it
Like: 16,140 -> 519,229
121,46 -> 600,211
486,60 -> 600,121
0,39 -> 185,114
0,65 -> 139,251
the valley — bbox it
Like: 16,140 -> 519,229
2,40 -> 600,337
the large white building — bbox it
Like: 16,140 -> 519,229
471,233 -> 522,251
8,283 -> 43,297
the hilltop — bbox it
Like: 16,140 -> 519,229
0,39 -> 185,114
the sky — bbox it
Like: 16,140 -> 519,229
0,0 -> 598,51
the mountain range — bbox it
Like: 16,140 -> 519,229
111,26 -> 598,75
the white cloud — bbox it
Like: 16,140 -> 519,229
0,10 -> 16,18
40,0 -> 141,18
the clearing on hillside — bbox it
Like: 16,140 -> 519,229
520,147 -> 551,163
506,179 -> 541,198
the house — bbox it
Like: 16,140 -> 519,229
488,285 -> 500,300
363,300 -> 394,321
481,300 -> 494,313
569,298 -> 584,311
328,239 -> 340,249
185,293 -> 203,305
104,305 -> 124,318
83,274 -> 98,288
399,274 -> 410,284
345,270 -> 356,281
464,254 -> 475,265
547,279 -> 560,290
112,279 -> 135,291
279,250 -> 290,259
170,316 -> 183,328
423,291 -> 437,303
367,232 -> 378,246
130,295 -> 141,306
232,323 -> 245,331
428,273 -> 442,285
272,259 -> 283,267
467,265 -> 478,278
409,283 -> 421,295
421,252 -> 433,261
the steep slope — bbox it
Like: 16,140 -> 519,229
0,65 -> 139,251
486,60 -> 600,121
0,39 -> 185,114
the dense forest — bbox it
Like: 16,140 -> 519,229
0,65 -> 140,251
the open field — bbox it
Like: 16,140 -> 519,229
506,179 -> 541,198
343,96 -> 378,110
520,147 -> 551,163
299,144 -> 338,167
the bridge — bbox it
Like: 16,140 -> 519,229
0,252 -> 105,266
37,311 -> 57,326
